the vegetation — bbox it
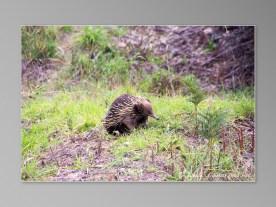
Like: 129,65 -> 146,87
21,26 -> 58,60
69,26 -> 130,85
183,74 -> 205,135
59,25 -> 73,33
140,69 -> 187,96
205,39 -> 217,53
198,108 -> 227,171
21,84 -> 254,181
21,26 -> 255,182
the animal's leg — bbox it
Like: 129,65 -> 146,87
121,116 -> 136,131
136,116 -> 148,128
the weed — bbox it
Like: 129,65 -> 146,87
22,26 -> 58,60
73,156 -> 90,170
59,25 -> 73,33
70,26 -> 130,85
109,26 -> 128,37
77,26 -> 109,52
141,69 -> 186,96
70,52 -> 93,78
99,55 -> 130,84
21,159 -> 58,181
204,39 -> 217,52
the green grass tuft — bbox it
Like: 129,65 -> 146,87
78,26 -> 109,51
59,25 -> 73,33
22,26 -> 58,60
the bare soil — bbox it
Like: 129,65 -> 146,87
40,128 -> 171,182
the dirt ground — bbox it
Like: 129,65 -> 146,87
39,127 -> 171,182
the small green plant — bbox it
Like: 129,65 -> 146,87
217,153 -> 234,171
70,53 -> 93,78
183,75 -> 205,108
205,39 -> 217,52
100,55 -> 130,84
234,97 -> 255,119
183,75 -> 205,134
21,160 -> 58,181
147,55 -> 164,66
21,26 -> 58,60
73,156 -> 90,170
59,25 -> 73,33
198,108 -> 227,171
78,26 -> 109,51
109,26 -> 128,37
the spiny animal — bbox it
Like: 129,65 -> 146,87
103,94 -> 158,135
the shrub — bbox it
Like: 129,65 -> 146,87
198,108 -> 227,170
70,26 -> 131,85
21,26 -> 58,60
77,26 -> 109,52
183,75 -> 205,107
70,48 -> 130,85
183,74 -> 205,134
198,109 -> 227,139
70,52 -> 93,78
100,55 -> 129,82
141,69 -> 186,96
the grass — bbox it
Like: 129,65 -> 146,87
77,26 -> 109,51
21,26 -> 255,181
108,26 -> 128,37
21,26 -> 58,60
73,156 -> 91,170
69,26 -> 130,85
21,159 -> 58,181
21,82 -> 255,181
140,69 -> 187,96
70,53 -> 93,78
59,26 -> 73,33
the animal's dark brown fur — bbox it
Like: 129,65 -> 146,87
102,94 -> 158,135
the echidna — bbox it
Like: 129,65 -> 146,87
102,94 -> 158,135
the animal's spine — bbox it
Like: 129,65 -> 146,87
102,94 -> 146,129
